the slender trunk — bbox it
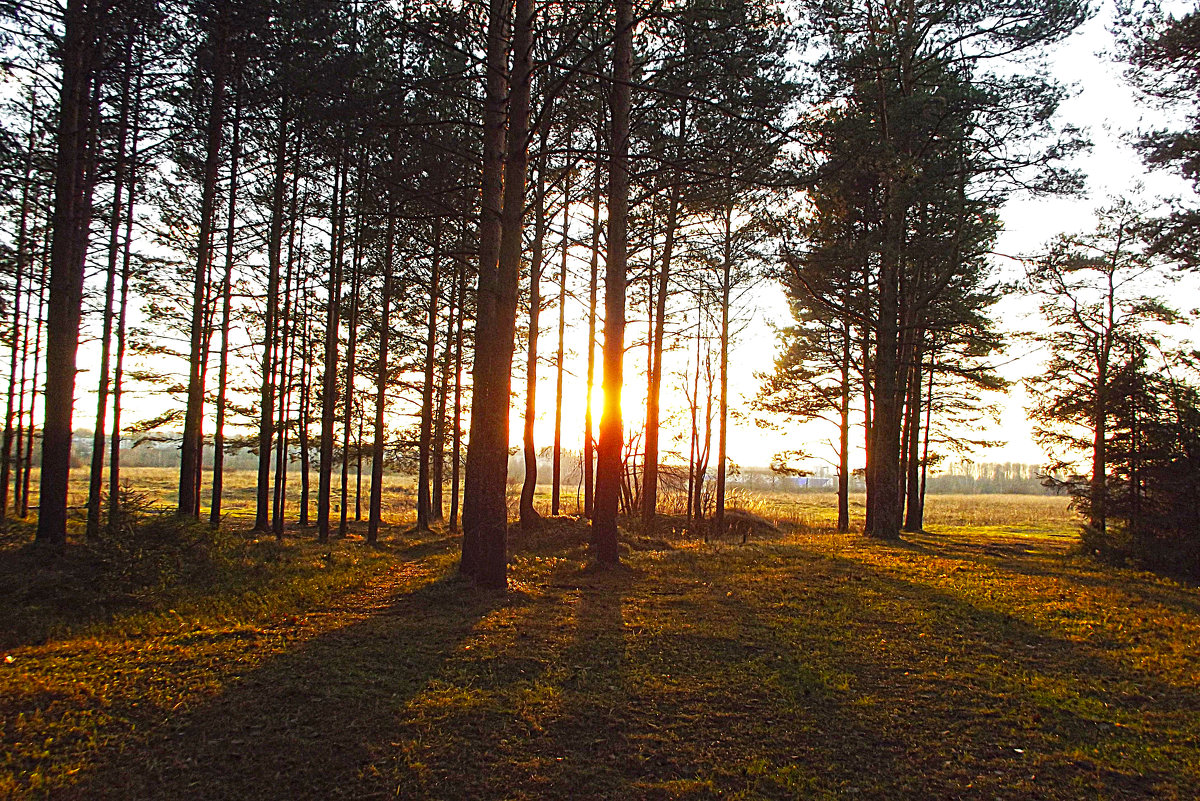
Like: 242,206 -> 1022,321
2,93 -> 39,518
687,302 -> 702,522
23,232 -> 50,518
298,292 -> 312,527
255,111 -> 288,530
36,0 -> 99,545
340,194 -> 364,537
837,310 -> 851,533
449,240 -> 467,534
642,183 -> 679,527
551,181 -> 570,516
273,150 -> 302,537
85,47 -> 134,539
431,256 -> 459,523
903,336 -> 925,532
916,349 -> 934,530
583,134 -> 601,519
368,212 -> 395,545
210,94 -> 240,527
179,20 -> 228,518
714,204 -> 732,536
417,220 -> 442,531
520,154 -> 546,531
318,152 -> 346,543
592,0 -> 633,565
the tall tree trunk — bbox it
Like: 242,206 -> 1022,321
642,184 -> 679,528
2,92 -> 39,518
583,134 -> 602,519
179,17 -> 228,519
592,0 -> 633,565
210,93 -> 240,527
460,0 -> 509,578
298,289 -> 312,527
519,154 -> 547,531
687,301 -> 702,522
551,181 -> 570,516
418,220 -> 443,532
837,309 -> 851,533
273,169 -> 300,538
431,256 -> 459,522
340,196 -> 364,538
449,243 -> 467,534
462,0 -> 533,589
867,194 -> 904,540
317,152 -> 347,544
903,335 -> 925,532
85,42 -> 134,539
368,212 -> 395,545
36,0 -> 100,545
255,111 -> 288,531
23,231 -> 50,518
713,203 -> 732,536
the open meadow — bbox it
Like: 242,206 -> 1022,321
1,470 -> 1197,799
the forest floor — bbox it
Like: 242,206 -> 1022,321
1,487 -> 1198,799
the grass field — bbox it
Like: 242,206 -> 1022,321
2,470 -> 1197,799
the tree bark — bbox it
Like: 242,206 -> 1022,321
417,219 -> 442,532
368,211 -> 395,545
2,92 -> 39,518
317,151 -> 346,544
463,0 -> 533,589
592,0 -> 633,565
551,180 -> 570,516
179,14 -> 228,518
255,110 -> 288,531
583,132 -> 602,519
210,91 -> 240,527
36,0 -> 100,545
519,154 -> 547,531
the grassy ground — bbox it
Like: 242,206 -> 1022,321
2,476 -> 1197,799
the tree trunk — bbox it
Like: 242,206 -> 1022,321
592,0 -> 633,565
417,219 -> 442,532
460,0 -> 509,578
339,189 -> 364,538
431,252 -> 460,523
85,38 -> 135,540
255,111 -> 288,531
317,152 -> 346,544
462,0 -> 533,589
2,92 -> 39,518
583,132 -> 602,519
713,203 -> 732,536
36,0 -> 100,545
368,212 -> 395,545
210,92 -> 240,527
551,180 -> 570,516
519,154 -> 547,532
837,309 -> 851,533
449,248 -> 466,534
179,17 -> 228,519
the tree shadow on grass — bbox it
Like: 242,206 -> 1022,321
61,570 -> 511,800
760,547 -> 1199,798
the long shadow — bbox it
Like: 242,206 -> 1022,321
762,544 -> 1199,797
62,567 -> 508,800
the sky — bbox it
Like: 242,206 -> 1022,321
713,1 -> 1198,472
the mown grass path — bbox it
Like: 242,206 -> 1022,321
2,520 -> 1198,799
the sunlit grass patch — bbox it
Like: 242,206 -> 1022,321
2,485 -> 1198,799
